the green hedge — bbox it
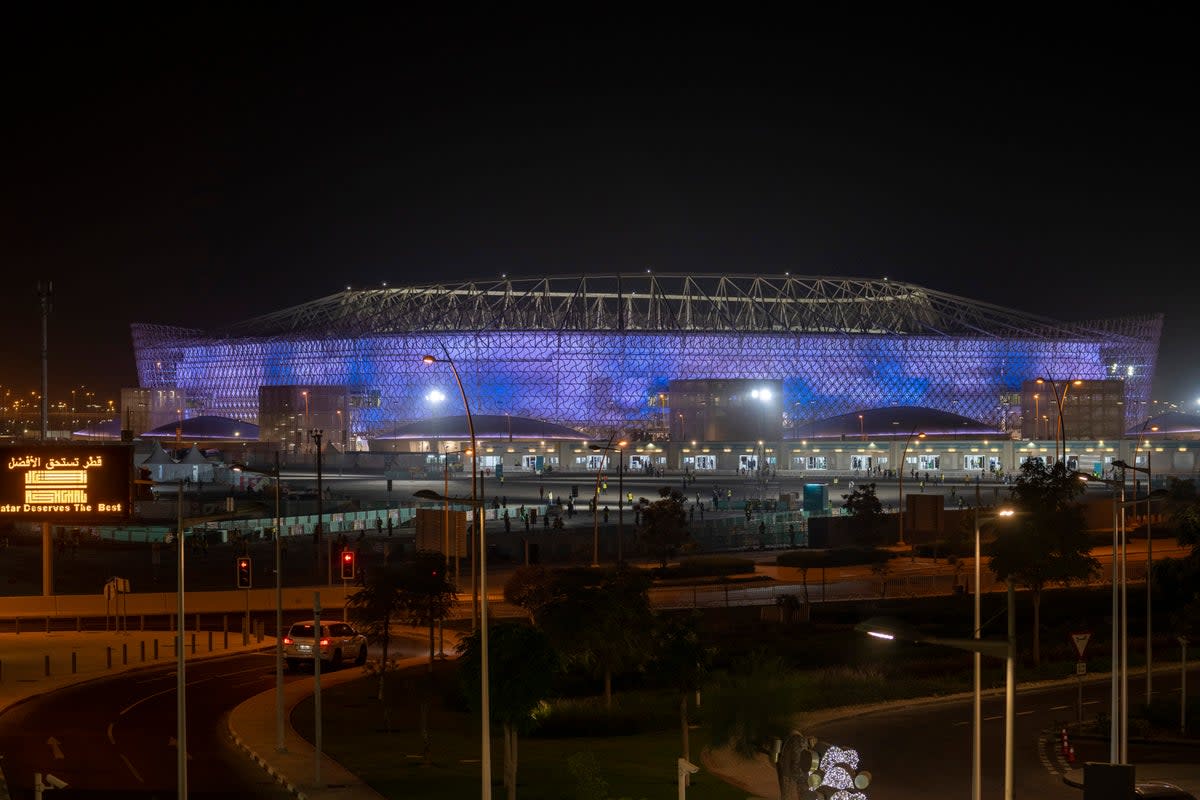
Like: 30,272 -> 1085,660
529,694 -> 679,738
655,556 -> 756,579
775,547 -> 892,568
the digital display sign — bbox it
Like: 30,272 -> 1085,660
0,445 -> 133,521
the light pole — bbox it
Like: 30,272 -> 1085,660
1117,426 -> 1157,707
176,478 -> 187,800
896,428 -> 925,546
232,453 -> 285,753
310,429 -> 324,585
972,506 -> 1014,800
422,349 -> 491,800
590,438 -> 627,564
1036,377 -> 1082,464
1032,393 -> 1040,439
1079,471 -> 1127,762
858,604 -> 1015,800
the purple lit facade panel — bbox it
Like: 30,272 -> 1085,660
134,330 -> 1146,438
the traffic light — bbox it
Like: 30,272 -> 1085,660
236,557 -> 252,589
340,550 -> 355,580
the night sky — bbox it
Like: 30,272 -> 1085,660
5,10 -> 1198,408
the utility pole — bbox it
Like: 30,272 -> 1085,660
311,429 -> 324,585
38,281 -> 51,441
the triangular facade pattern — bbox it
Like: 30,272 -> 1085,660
130,275 -> 1161,439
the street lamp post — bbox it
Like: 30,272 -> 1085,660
1117,429 -> 1157,707
896,428 -> 925,546
422,349 -> 490,800
971,506 -> 1014,800
589,438 -> 627,564
231,454 -> 285,753
1037,377 -> 1082,464
858,602 -> 1015,800
310,429 -> 324,585
175,478 -> 187,800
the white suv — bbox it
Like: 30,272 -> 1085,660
283,620 -> 367,671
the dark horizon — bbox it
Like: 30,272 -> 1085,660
5,10 -> 1198,408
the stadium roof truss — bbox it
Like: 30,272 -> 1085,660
131,275 -> 1162,438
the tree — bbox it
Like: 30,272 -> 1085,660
393,551 -> 458,674
784,550 -> 825,605
841,482 -> 885,544
458,622 -> 559,800
1164,477 -> 1200,549
651,613 -> 713,776
537,566 -> 653,710
987,460 -> 1099,665
638,487 -> 691,567
345,564 -> 407,711
503,565 -> 558,622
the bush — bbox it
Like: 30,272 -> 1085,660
776,547 -> 892,568
654,555 -> 756,579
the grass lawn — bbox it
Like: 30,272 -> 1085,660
290,663 -> 746,800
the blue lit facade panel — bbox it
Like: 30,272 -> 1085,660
135,329 -> 1148,437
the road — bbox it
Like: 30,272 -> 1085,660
812,666 -> 1200,800
0,637 -> 427,799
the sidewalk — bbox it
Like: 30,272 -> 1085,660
226,631 -> 460,800
0,627 -> 270,715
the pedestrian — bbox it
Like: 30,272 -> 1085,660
603,506 -> 609,523
544,512 -> 550,529
690,504 -> 696,522
539,484 -> 544,500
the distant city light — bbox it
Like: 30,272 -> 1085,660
425,389 -> 446,403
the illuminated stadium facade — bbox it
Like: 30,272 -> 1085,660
130,275 -> 1162,445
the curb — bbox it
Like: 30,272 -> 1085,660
226,715 -> 308,800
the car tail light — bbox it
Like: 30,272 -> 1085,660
283,636 -> 293,645
319,638 -> 330,646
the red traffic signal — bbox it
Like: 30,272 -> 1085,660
235,557 -> 252,589
340,550 -> 355,580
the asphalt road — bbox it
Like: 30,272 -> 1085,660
0,636 -> 423,800
813,666 -> 1200,800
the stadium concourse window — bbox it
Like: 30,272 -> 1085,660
806,456 -> 827,470
964,455 -> 985,470
682,455 -> 716,470
918,455 -> 941,470
851,455 -> 873,470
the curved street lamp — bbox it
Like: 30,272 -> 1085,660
421,349 -> 491,800
1036,377 -> 1082,464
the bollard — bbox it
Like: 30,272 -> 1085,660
191,633 -> 196,654
140,641 -> 146,662
107,647 -> 112,669
208,630 -> 213,652
44,655 -> 50,676
139,614 -> 145,631
223,615 -> 228,635
153,639 -> 159,660
195,613 -> 200,633
72,652 -> 77,674
122,643 -> 128,665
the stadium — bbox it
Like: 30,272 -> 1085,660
128,274 -> 1163,460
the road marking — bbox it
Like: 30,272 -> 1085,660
47,737 -> 64,759
984,715 -> 1003,721
107,723 -> 116,744
1082,700 -> 1099,705
121,753 -> 145,783
953,720 -> 969,726
1050,705 -> 1069,710
1017,710 -> 1036,716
